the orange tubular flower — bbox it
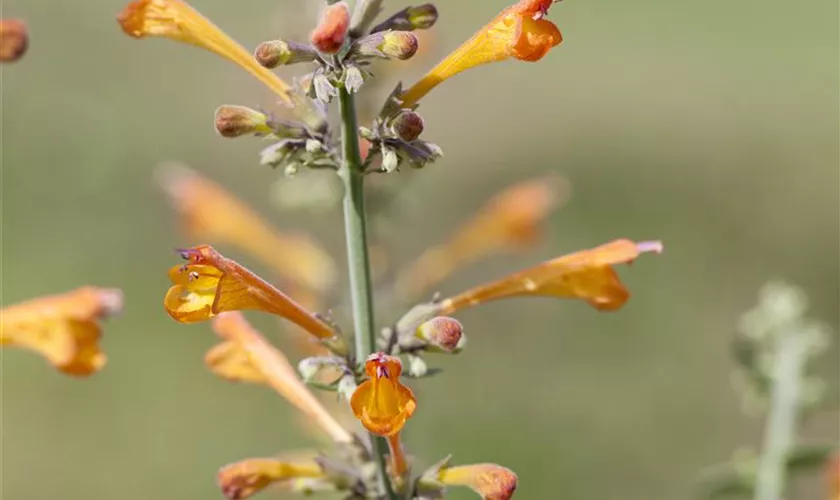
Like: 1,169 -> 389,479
396,175 -> 568,299
439,463 -> 518,500
164,245 -> 339,341
439,239 -> 663,314
0,287 -> 122,376
350,353 -> 417,437
218,457 -> 324,500
117,0 -> 292,104
400,0 -> 562,108
157,164 -> 337,292
212,312 -> 353,444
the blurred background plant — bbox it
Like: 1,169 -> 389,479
1,0 -> 837,499
697,282 -> 837,500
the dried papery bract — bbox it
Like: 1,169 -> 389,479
117,0 -> 293,104
400,0 -> 562,107
438,463 -> 518,500
397,174 -> 568,299
439,239 -> 663,314
0,18 -> 28,62
217,457 -> 324,500
211,312 -> 353,444
0,287 -> 122,376
350,353 -> 417,437
157,163 -> 337,292
164,245 -> 343,351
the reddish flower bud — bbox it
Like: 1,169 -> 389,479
0,19 -> 28,63
389,110 -> 425,141
310,2 -> 350,54
417,316 -> 464,352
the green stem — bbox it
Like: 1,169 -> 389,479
753,328 -> 808,500
337,87 -> 398,500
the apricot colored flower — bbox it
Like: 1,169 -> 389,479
396,174 -> 568,299
439,463 -> 518,500
0,18 -> 28,62
164,245 -> 339,341
204,339 -> 266,385
0,287 -> 122,376
310,2 -> 350,54
218,457 -> 323,500
400,0 -> 562,107
350,353 -> 417,437
117,0 -> 292,104
211,312 -> 353,444
439,239 -> 663,314
157,164 -> 336,292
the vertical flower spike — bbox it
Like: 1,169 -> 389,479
397,175 -> 568,299
310,2 -> 350,54
217,457 -> 324,500
117,0 -> 293,104
212,312 -> 353,444
350,353 -> 417,436
164,245 -> 343,348
157,164 -> 337,292
438,463 -> 518,500
438,239 -> 663,313
0,18 -> 28,62
400,0 -> 563,108
0,287 -> 122,376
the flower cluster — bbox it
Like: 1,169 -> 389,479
112,0 -> 663,498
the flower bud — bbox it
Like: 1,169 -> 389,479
353,31 -> 418,60
372,4 -> 438,33
310,2 -> 350,54
406,4 -> 439,30
0,18 -> 28,63
389,110 -> 425,141
254,40 -> 317,68
416,316 -> 463,353
214,105 -> 271,138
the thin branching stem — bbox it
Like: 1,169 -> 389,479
337,87 -> 399,500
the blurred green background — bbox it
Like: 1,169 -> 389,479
1,0 -> 838,499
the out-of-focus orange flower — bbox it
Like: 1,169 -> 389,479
157,164 -> 337,292
350,353 -> 417,437
827,454 -> 840,500
400,0 -> 562,107
310,2 -> 350,54
212,312 -> 353,444
438,239 -> 663,314
117,0 -> 292,103
204,339 -> 267,385
218,457 -> 323,500
0,18 -> 28,62
396,175 -> 568,299
0,287 -> 122,376
164,245 -> 341,341
438,463 -> 518,500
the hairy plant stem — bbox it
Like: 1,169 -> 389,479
753,328 -> 808,500
337,87 -> 398,500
